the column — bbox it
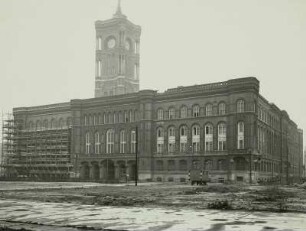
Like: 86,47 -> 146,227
89,164 -> 94,180
99,164 -> 105,180
115,164 -> 120,180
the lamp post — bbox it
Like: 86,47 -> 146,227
248,149 -> 252,184
135,126 -> 138,186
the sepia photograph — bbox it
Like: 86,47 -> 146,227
0,0 -> 306,230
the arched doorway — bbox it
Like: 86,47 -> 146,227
127,160 -> 136,181
101,159 -> 115,182
91,162 -> 100,181
117,161 -> 127,182
80,162 -> 90,180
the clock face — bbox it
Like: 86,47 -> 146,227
107,38 -> 116,49
125,40 -> 130,50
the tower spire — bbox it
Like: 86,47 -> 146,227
116,0 -> 122,15
113,0 -> 126,19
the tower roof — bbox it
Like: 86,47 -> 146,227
113,0 -> 127,19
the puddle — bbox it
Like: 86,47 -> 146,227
263,226 -> 277,230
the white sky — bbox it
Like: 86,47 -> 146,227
0,0 -> 305,146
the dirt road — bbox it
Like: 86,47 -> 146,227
0,181 -> 306,230
1,199 -> 306,231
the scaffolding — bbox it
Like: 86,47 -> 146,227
1,112 -> 18,177
1,112 -> 73,180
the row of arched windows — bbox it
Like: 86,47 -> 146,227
84,110 -> 139,126
156,122 -> 245,153
85,129 -> 136,155
157,99 -> 245,120
27,117 -> 72,131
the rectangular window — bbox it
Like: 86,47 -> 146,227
157,143 -> 164,154
86,133 -> 90,154
218,141 -> 226,151
180,142 -> 187,152
157,109 -> 163,120
237,122 -> 244,149
180,107 -> 187,118
205,141 -> 213,151
168,143 -> 175,153
130,111 -> 134,122
131,131 -> 136,153
192,142 -> 200,152
106,131 -> 114,154
120,131 -> 126,154
95,132 -> 100,154
193,106 -> 199,117
169,108 -> 175,119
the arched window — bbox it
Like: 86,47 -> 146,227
192,125 -> 200,152
218,102 -> 226,115
168,126 -> 175,153
157,127 -> 164,154
131,130 -> 136,153
108,112 -> 112,124
43,120 -> 48,130
205,124 -> 213,151
67,117 -> 72,127
85,132 -> 91,154
113,112 -> 117,124
96,60 -> 102,77
180,106 -> 188,118
88,115 -> 92,125
206,104 -> 213,116
218,123 -> 227,151
28,121 -> 34,131
94,132 -> 100,154
134,110 -> 139,121
93,115 -> 97,125
180,126 -> 187,152
118,111 -> 122,123
129,110 -> 134,122
124,111 -> 129,123
59,118 -> 64,129
237,121 -> 244,149
157,109 -> 163,120
84,115 -> 88,126
237,99 -> 245,113
106,129 -> 114,154
36,120 -> 41,131
51,119 -> 56,129
120,130 -> 126,153
98,114 -> 102,125
168,107 -> 175,119
192,105 -> 199,117
97,36 -> 102,50
103,113 -> 106,124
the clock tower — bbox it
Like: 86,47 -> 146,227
95,0 -> 141,97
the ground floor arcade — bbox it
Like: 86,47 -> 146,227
79,159 -> 137,183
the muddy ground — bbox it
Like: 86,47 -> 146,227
1,182 -> 306,213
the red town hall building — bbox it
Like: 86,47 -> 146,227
2,3 -> 303,184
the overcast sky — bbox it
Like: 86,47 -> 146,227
0,0 -> 305,145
